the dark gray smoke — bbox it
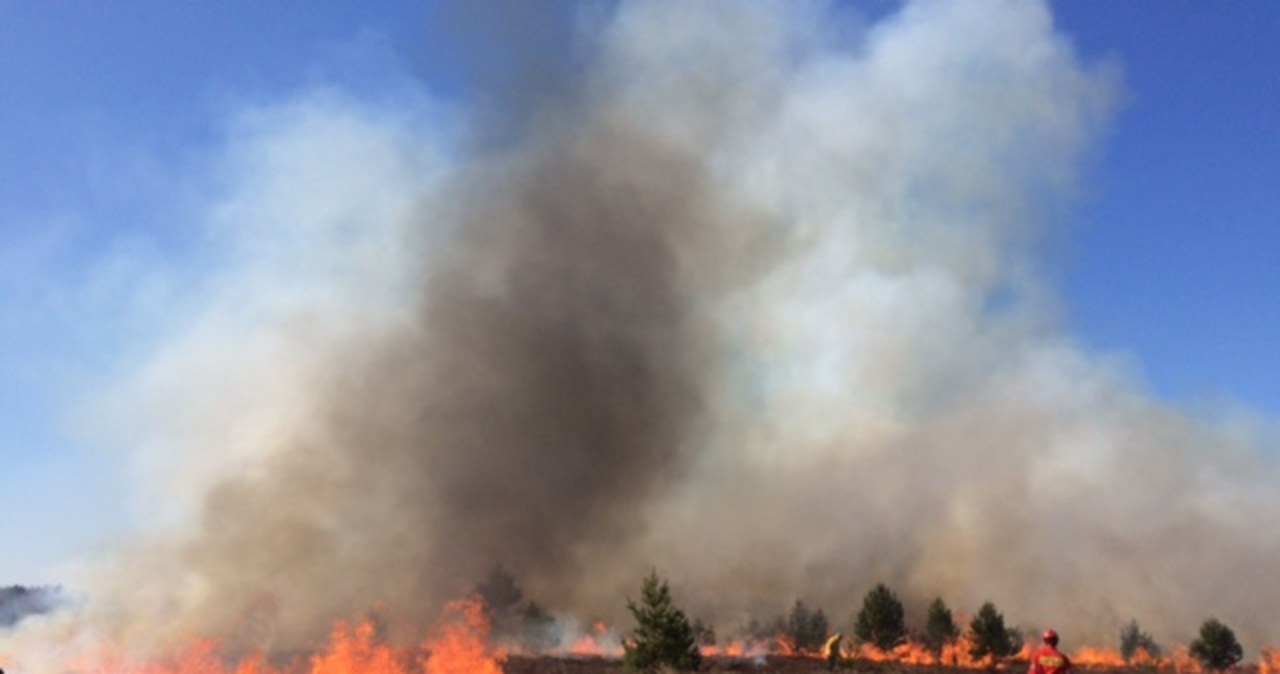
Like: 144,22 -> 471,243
63,33 -> 774,651
0,586 -> 64,629
357,125 -> 715,589
163,116 -> 756,647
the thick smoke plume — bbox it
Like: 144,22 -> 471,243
10,0 -> 1280,667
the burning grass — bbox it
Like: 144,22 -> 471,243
52,634 -> 1271,674
7,596 -> 1272,674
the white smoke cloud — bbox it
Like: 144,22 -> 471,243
540,0 -> 1279,651
7,0 -> 1279,670
90,90 -> 452,523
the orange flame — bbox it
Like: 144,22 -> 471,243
1129,646 -> 1160,667
700,641 -> 739,658
774,632 -> 798,656
53,598 -> 505,674
42,604 -> 1280,674
858,643 -> 935,665
701,639 -> 769,660
421,598 -> 505,674
1171,646 -> 1204,674
1259,647 -> 1280,674
1071,646 -> 1126,668
232,655 -> 282,674
564,620 -> 622,657
311,620 -> 405,674
565,636 -> 606,656
942,634 -> 993,669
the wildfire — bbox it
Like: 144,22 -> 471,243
853,642 -> 962,666
937,635 -> 999,669
27,603 -> 1280,674
1259,648 -> 1280,674
1070,646 -> 1127,668
563,621 -> 622,658
51,598 -> 504,674
774,632 -> 798,656
1128,647 -> 1160,667
700,639 -> 769,660
422,598 -> 505,674
311,620 -> 405,674
1172,646 -> 1205,674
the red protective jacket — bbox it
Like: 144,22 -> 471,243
1028,645 -> 1073,674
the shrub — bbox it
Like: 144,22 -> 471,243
854,583 -> 907,652
1120,619 -> 1161,662
968,602 -> 1019,662
624,571 -> 702,671
923,597 -> 960,656
1189,618 -> 1242,672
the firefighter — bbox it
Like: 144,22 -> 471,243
1028,630 -> 1073,674
823,632 -> 844,670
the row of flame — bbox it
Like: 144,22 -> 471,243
7,598 -> 1278,674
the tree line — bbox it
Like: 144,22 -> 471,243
472,567 -> 1247,673
619,573 -> 1246,673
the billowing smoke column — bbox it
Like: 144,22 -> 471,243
16,0 -> 1280,664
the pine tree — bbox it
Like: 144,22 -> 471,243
624,571 -> 702,671
1120,619 -> 1161,662
854,583 -> 907,652
786,600 -> 830,652
923,597 -> 960,656
786,600 -> 813,651
1189,618 -> 1242,672
692,617 -> 717,647
968,602 -> 1019,662
811,609 -> 831,651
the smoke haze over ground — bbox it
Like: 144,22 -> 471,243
10,0 -> 1280,666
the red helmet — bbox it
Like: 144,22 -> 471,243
1043,629 -> 1059,645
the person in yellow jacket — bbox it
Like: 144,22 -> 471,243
823,633 -> 844,670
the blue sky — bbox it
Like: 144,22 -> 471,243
1051,1 -> 1280,413
0,1 -> 1276,585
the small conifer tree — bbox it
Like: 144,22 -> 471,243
624,571 -> 702,671
786,600 -> 831,652
786,600 -> 813,651
854,583 -> 907,652
923,597 -> 960,656
692,617 -> 717,647
1189,618 -> 1242,672
968,602 -> 1019,662
1120,619 -> 1161,662
811,609 -> 831,650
